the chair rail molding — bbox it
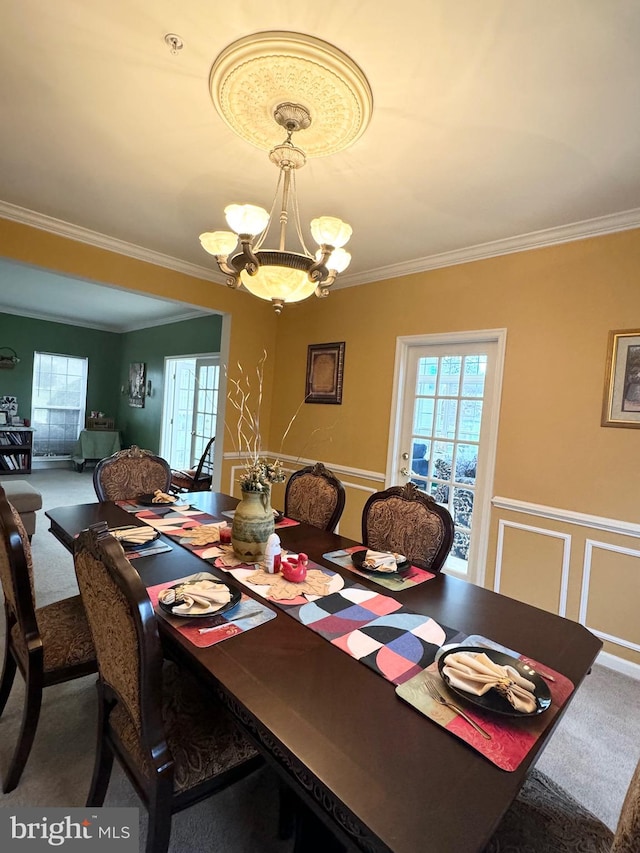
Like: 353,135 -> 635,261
492,496 -> 640,539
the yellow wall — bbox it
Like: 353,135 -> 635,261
2,217 -> 639,666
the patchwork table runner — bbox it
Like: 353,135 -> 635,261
322,546 -> 435,591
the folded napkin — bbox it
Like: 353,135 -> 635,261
158,579 -> 231,615
110,525 -> 157,545
363,550 -> 406,572
442,651 -> 537,713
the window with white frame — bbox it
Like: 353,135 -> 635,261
31,352 -> 88,457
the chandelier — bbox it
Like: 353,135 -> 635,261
199,102 -> 352,314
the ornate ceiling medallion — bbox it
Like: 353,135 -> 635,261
209,31 -> 373,157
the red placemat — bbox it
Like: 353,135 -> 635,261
395,654 -> 574,771
322,546 -> 435,590
147,573 -> 277,648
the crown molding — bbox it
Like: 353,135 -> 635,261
0,201 -> 223,284
0,303 -> 210,334
336,207 -> 640,288
2,199 -> 639,291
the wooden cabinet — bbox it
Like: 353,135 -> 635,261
0,428 -> 33,474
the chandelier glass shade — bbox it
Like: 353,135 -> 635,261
199,102 -> 352,314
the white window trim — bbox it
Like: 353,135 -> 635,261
386,329 -> 507,586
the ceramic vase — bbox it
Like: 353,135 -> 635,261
231,488 -> 275,558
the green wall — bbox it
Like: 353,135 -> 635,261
0,312 -> 121,421
116,315 -> 223,452
0,311 -> 222,455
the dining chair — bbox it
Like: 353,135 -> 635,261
284,462 -> 346,533
361,481 -> 454,572
93,445 -> 172,502
73,524 -> 263,853
485,758 -> 640,852
0,484 -> 96,793
170,436 -> 215,493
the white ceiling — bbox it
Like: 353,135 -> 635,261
1,0 -> 640,329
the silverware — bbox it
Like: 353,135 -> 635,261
521,659 -> 556,682
198,610 -> 264,633
422,675 -> 492,740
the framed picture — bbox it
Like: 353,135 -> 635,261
602,329 -> 640,428
128,362 -> 146,408
305,342 -> 345,404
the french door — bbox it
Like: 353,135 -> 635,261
161,355 -> 219,472
390,331 -> 505,583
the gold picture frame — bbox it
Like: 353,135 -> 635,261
305,342 -> 345,404
602,329 -> 640,428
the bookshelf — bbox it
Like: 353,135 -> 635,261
0,427 -> 33,475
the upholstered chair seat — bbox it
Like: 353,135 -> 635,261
73,525 -> 263,853
0,487 -> 97,793
93,445 -> 172,502
485,760 -> 640,853
109,662 -> 256,795
10,595 -> 95,672
362,482 -> 454,573
284,462 -> 345,533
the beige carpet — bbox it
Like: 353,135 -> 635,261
1,468 -> 639,848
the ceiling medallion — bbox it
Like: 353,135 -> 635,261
209,31 -> 373,157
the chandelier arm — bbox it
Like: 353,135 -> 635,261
254,170 -> 284,253
238,236 -> 259,270
289,170 -> 314,258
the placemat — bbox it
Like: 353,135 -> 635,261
126,541 -> 172,560
396,652 -> 574,772
146,572 -> 277,648
285,586 -> 464,685
322,546 -> 436,590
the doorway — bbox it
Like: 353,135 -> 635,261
387,330 -> 506,584
160,354 -> 220,477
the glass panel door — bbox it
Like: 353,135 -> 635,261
397,338 -> 501,581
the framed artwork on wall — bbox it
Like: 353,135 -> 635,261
602,329 -> 640,428
305,342 -> 345,404
128,362 -> 146,408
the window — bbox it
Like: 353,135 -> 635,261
31,353 -> 88,457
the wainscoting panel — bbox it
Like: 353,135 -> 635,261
580,540 -> 640,653
492,497 -> 640,675
495,520 -> 570,615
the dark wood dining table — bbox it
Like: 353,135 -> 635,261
46,492 -> 602,853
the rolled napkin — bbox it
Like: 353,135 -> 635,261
363,550 -> 406,572
158,579 -> 231,615
442,651 -> 538,713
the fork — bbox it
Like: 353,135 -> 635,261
422,675 -> 492,740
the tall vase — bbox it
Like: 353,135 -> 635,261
231,488 -> 275,559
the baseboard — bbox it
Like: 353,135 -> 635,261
32,458 -> 75,470
597,650 -> 640,681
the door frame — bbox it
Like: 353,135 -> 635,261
386,328 -> 507,585
158,313 -> 231,492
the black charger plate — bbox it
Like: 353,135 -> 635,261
437,646 -> 552,717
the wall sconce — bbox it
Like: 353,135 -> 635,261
0,347 -> 20,369
146,380 -> 153,397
